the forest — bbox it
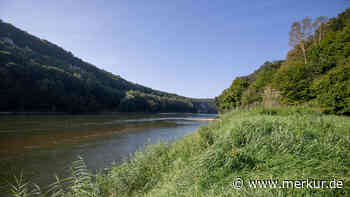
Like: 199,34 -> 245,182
215,8 -> 350,115
0,20 -> 216,114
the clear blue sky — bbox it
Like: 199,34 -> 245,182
1,1 -> 349,98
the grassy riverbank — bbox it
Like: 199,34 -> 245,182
7,107 -> 350,196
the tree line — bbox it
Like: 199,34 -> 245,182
215,8 -> 350,115
0,21 -> 217,114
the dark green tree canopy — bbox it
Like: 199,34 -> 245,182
216,8 -> 350,115
0,20 -> 217,113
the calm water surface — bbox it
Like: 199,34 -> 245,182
0,113 -> 215,193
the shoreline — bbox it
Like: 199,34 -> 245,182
0,111 -> 218,116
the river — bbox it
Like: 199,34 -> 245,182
0,113 -> 216,194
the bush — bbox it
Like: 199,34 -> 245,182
311,63 -> 350,115
272,63 -> 314,104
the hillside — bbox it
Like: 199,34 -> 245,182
0,20 -> 216,114
215,8 -> 350,115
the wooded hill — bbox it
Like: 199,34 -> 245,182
0,20 -> 217,114
215,8 -> 350,115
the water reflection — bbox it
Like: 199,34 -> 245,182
0,113 -> 215,193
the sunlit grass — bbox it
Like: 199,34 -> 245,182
4,106 -> 350,196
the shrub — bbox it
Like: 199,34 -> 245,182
311,63 -> 350,115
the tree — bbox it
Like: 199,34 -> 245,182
289,17 -> 313,64
0,21 -> 217,113
312,16 -> 328,44
272,63 -> 314,104
311,63 -> 350,115
215,77 -> 250,112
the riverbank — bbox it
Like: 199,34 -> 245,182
0,111 -> 218,116
6,107 -> 350,196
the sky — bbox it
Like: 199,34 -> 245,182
0,1 -> 349,98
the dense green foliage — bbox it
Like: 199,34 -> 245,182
241,61 -> 283,106
215,61 -> 282,111
0,21 -> 216,113
216,8 -> 350,115
7,107 -> 350,196
214,77 -> 250,111
311,63 -> 350,115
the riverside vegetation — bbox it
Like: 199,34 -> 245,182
215,8 -> 350,115
5,107 -> 350,196
2,6 -> 350,197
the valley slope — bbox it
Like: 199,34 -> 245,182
0,20 -> 217,114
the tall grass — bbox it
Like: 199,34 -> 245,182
5,107 -> 350,196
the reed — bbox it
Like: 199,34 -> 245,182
5,107 -> 350,196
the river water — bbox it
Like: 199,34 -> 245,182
0,113 -> 215,193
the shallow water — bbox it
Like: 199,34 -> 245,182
0,113 -> 215,193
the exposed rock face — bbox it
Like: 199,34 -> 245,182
263,86 -> 281,108
193,100 -> 218,114
24,46 -> 32,52
2,37 -> 15,46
